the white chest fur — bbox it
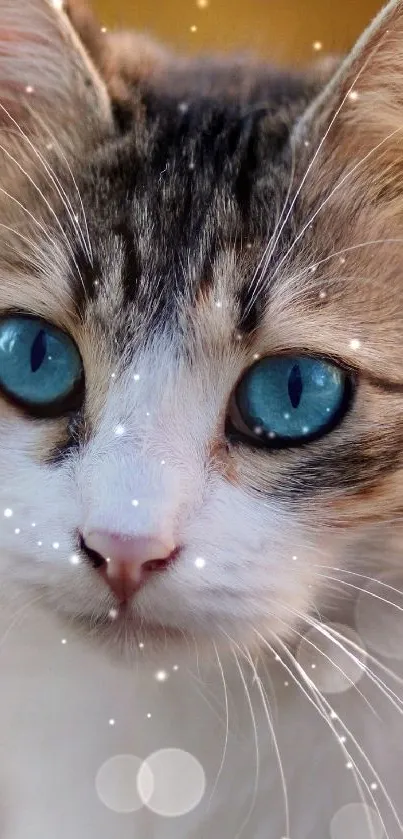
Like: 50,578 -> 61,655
0,604 -> 402,839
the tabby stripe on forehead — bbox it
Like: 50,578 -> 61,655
275,436 -> 402,498
236,283 -> 263,335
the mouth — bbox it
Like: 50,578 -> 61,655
71,603 -> 189,652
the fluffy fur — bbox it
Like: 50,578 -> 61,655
1,1 -> 403,836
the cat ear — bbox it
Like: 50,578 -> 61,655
297,0 -> 403,202
0,0 -> 112,149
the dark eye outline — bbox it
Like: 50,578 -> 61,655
225,352 -> 356,450
0,312 -> 85,420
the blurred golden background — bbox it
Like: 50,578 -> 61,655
93,0 -> 383,66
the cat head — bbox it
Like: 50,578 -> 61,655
0,0 -> 402,653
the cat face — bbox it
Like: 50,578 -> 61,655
0,0 -> 402,651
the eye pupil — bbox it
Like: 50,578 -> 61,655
30,329 -> 47,373
288,363 -> 303,409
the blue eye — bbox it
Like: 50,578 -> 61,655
230,355 -> 351,447
0,315 -> 83,415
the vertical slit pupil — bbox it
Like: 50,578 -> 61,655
288,363 -> 303,409
30,330 -> 47,373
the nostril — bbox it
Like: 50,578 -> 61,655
79,534 -> 107,569
142,546 -> 181,575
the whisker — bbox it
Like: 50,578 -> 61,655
0,143 -> 87,295
230,644 -> 260,839
246,32 -> 390,311
266,124 -> 403,295
0,101 -> 92,263
208,640 -> 230,808
241,642 -> 290,838
255,630 -> 387,839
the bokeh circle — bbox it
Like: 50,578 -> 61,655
330,803 -> 384,839
96,754 -> 147,813
137,748 -> 206,817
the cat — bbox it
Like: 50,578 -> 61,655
0,0 -> 403,836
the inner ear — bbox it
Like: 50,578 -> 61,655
0,0 -> 112,150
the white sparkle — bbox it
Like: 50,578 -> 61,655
340,256 -> 346,264
283,412 -> 290,420
4,508 -> 13,518
25,85 -> 34,94
215,300 -> 222,308
284,680 -> 289,686
253,353 -> 260,360
319,290 -> 327,300
139,642 -> 145,649
114,424 -> 126,436
346,761 -> 353,769
147,712 -> 152,718
178,102 -> 189,114
52,541 -> 60,550
46,142 -> 54,151
190,24 -> 198,32
196,0 -> 209,7
253,425 -> 263,436
155,670 -> 168,682
101,26 -> 108,33
50,0 -> 64,8
350,338 -> 361,350
111,372 -> 116,379
69,554 -> 80,566
131,499 -> 139,507
311,663 -> 316,669
173,665 -> 179,671
14,528 -> 20,535
31,522 -> 36,527
349,90 -> 359,101
109,608 -> 118,620
268,431 -> 276,439
312,40 -> 323,51
302,426 -> 310,434
160,459 -> 166,465
304,139 -> 310,147
109,718 -> 115,726
339,735 -> 347,744
292,555 -> 298,561
133,373 -> 140,382
61,638 -> 67,645
195,557 -> 205,569
146,411 -> 150,417
330,710 -> 338,720
275,654 -> 281,662
370,782 -> 378,791
37,541 -> 42,547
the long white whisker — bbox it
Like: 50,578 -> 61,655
208,640 -> 230,808
241,643 -> 290,838
246,31 -> 390,310
256,630 -> 388,839
253,629 -> 378,835
230,644 -> 260,839
265,124 -> 403,296
0,143 -> 87,292
0,102 -> 92,262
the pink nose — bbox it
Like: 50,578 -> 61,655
82,531 -> 178,603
